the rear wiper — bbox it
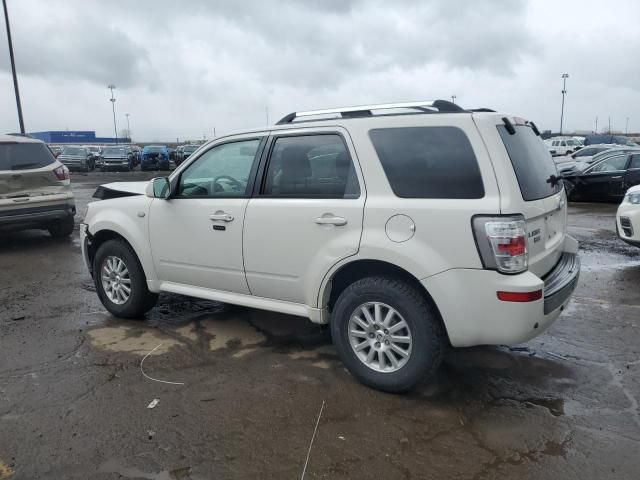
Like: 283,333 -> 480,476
546,174 -> 563,187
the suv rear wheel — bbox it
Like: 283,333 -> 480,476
331,276 -> 444,393
93,239 -> 158,318
48,216 -> 74,237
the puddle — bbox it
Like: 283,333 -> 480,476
88,326 -> 182,356
0,461 -> 11,480
204,319 -> 266,351
99,458 -> 192,480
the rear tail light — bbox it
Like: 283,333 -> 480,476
497,290 -> 542,302
472,215 -> 528,274
53,165 -> 70,180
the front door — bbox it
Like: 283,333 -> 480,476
580,154 -> 628,200
243,130 -> 365,306
148,136 -> 265,294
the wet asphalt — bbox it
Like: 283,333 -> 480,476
0,171 -> 639,479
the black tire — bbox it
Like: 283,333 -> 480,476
48,216 -> 74,237
93,239 -> 158,318
331,276 -> 444,393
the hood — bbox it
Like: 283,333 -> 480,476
93,181 -> 149,200
626,184 -> 640,195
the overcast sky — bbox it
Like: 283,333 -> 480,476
1,0 -> 639,141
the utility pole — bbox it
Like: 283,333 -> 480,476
125,113 -> 131,142
559,73 -> 569,135
608,116 -> 611,134
595,116 -> 598,134
108,85 -> 118,144
451,95 -> 456,104
266,106 -> 270,125
213,127 -> 216,137
3,0 -> 25,134
626,117 -> 629,135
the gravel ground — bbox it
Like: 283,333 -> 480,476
0,171 -> 639,479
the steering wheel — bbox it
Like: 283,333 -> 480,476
212,175 -> 243,192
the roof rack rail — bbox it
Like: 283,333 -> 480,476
275,99 -> 466,125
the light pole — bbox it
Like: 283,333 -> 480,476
451,95 -> 456,104
626,117 -> 629,135
2,0 -> 25,134
125,113 -> 131,142
108,84 -> 118,144
559,73 -> 569,135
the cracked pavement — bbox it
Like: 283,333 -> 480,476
0,172 -> 639,479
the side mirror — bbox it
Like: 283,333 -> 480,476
146,177 -> 171,199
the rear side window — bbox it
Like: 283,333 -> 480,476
0,143 -> 55,171
630,155 -> 640,170
262,134 -> 360,198
497,125 -> 561,201
369,127 -> 484,199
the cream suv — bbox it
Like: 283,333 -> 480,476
81,101 -> 580,392
0,134 -> 75,237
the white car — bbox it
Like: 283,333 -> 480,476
617,185 -> 640,247
81,100 -> 580,392
546,136 -> 582,156
554,143 -> 616,165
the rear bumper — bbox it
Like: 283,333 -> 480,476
0,202 -> 76,228
422,235 -> 580,347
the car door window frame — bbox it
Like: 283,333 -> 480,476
587,155 -> 629,174
170,136 -> 266,199
253,131 -> 362,199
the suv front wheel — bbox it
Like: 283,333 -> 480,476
93,239 -> 158,318
331,276 -> 444,393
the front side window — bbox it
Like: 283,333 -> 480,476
177,139 -> 260,197
629,155 -> 640,170
590,155 -> 628,173
262,134 -> 360,198
369,126 -> 484,199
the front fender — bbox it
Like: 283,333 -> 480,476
86,196 -> 160,292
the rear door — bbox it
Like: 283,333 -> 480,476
623,154 -> 640,191
487,120 -> 566,277
242,128 -> 365,306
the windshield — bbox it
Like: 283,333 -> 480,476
0,142 -> 56,171
62,146 -> 85,156
103,147 -> 127,155
497,125 -> 561,201
144,146 -> 165,153
87,146 -> 100,152
184,145 -> 198,153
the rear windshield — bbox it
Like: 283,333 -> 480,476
144,146 -> 165,153
0,142 -> 56,171
369,126 -> 485,199
103,147 -> 127,155
497,125 -> 561,201
62,146 -> 85,156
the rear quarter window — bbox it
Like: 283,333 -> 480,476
368,126 -> 484,199
497,125 -> 561,201
0,142 -> 56,171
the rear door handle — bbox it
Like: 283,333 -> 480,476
209,212 -> 234,222
315,215 -> 347,226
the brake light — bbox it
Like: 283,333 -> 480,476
472,215 -> 528,274
53,165 -> 70,180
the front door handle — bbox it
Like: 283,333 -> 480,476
610,176 -> 623,179
209,212 -> 234,222
315,215 -> 347,226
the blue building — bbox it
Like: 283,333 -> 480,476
29,130 -> 130,144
